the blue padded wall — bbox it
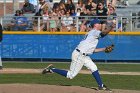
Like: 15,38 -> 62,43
1,34 -> 140,61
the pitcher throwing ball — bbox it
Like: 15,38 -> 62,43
42,19 -> 114,91
0,23 -> 3,69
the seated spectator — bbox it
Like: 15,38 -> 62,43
107,6 -> 117,31
79,8 -> 87,32
76,8 -> 82,29
21,0 -> 35,13
61,11 -> 74,32
59,9 -> 66,16
70,9 -> 76,16
58,1 -> 66,11
65,0 -> 75,12
76,8 -> 81,16
80,8 -> 95,32
123,0 -> 129,6
14,10 -> 22,16
5,10 -> 22,31
76,0 -> 85,12
11,10 -> 28,31
53,2 -> 59,10
85,0 -> 97,12
96,2 -> 108,31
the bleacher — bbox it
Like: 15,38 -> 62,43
1,0 -> 140,32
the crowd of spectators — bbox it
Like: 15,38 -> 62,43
5,0 -> 119,32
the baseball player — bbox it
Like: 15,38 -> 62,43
42,19 -> 114,91
0,23 -> 3,70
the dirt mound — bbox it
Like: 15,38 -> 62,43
0,84 -> 140,93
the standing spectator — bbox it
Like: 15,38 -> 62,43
32,12 -> 44,31
21,0 -> 35,13
75,8 -> 82,31
96,2 -> 108,31
48,12 -> 57,32
33,0 -> 49,31
42,9 -> 49,31
37,0 -> 49,14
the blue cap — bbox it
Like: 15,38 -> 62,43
90,19 -> 101,27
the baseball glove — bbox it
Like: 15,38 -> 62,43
105,44 -> 114,53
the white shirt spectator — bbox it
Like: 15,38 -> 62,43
61,16 -> 73,26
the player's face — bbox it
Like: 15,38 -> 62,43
95,23 -> 102,30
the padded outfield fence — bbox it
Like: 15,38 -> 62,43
1,31 -> 140,62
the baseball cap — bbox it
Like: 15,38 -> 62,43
89,19 -> 101,27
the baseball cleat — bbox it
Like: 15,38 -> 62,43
42,64 -> 54,74
98,84 -> 112,92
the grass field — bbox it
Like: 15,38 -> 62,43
1,62 -> 140,90
3,62 -> 140,72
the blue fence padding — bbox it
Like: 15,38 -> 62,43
1,34 -> 140,61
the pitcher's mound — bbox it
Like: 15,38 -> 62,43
0,84 -> 140,93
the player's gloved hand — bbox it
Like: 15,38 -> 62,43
105,44 -> 114,53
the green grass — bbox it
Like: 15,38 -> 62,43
3,62 -> 140,72
0,73 -> 140,90
1,62 -> 140,90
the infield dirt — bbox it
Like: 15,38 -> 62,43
0,84 -> 140,93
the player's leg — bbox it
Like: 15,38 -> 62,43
66,51 -> 85,79
83,56 -> 103,88
42,50 -> 84,79
83,56 -> 110,91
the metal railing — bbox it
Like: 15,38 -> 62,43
1,15 -> 140,32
